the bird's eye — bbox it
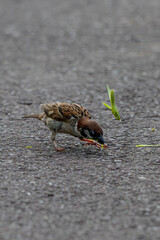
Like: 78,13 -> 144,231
89,130 -> 95,137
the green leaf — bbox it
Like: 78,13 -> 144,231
112,104 -> 120,120
110,90 -> 115,107
103,102 -> 111,110
104,84 -> 121,120
26,146 -> 32,149
107,84 -> 111,100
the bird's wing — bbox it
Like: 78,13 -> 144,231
41,102 -> 91,121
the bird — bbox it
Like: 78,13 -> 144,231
23,102 -> 106,151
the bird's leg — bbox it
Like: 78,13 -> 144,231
51,132 -> 64,152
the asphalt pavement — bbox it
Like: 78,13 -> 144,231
0,0 -> 160,239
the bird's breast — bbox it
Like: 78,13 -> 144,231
46,118 -> 62,132
46,118 -> 80,137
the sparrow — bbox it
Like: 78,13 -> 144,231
23,102 -> 105,151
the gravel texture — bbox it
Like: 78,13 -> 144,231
0,0 -> 160,240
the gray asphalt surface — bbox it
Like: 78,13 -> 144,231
0,0 -> 160,239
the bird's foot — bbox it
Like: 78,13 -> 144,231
79,138 -> 107,150
84,141 -> 101,150
53,140 -> 65,152
55,146 -> 65,152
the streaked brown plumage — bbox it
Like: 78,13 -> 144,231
23,102 -> 105,151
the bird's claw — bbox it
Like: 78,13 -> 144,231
79,138 -> 107,150
56,147 -> 65,152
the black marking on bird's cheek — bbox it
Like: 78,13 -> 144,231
80,128 -> 88,138
89,129 -> 104,143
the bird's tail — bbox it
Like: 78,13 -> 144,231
22,113 -> 44,120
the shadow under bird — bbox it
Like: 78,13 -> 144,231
23,102 -> 105,151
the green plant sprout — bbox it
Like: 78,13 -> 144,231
136,128 -> 160,147
136,144 -> 160,147
103,85 -> 120,120
26,146 -> 32,149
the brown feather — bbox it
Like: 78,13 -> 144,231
77,117 -> 103,135
41,102 -> 91,121
22,113 -> 45,120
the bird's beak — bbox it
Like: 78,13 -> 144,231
97,135 -> 105,144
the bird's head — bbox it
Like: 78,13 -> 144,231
77,117 -> 105,144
